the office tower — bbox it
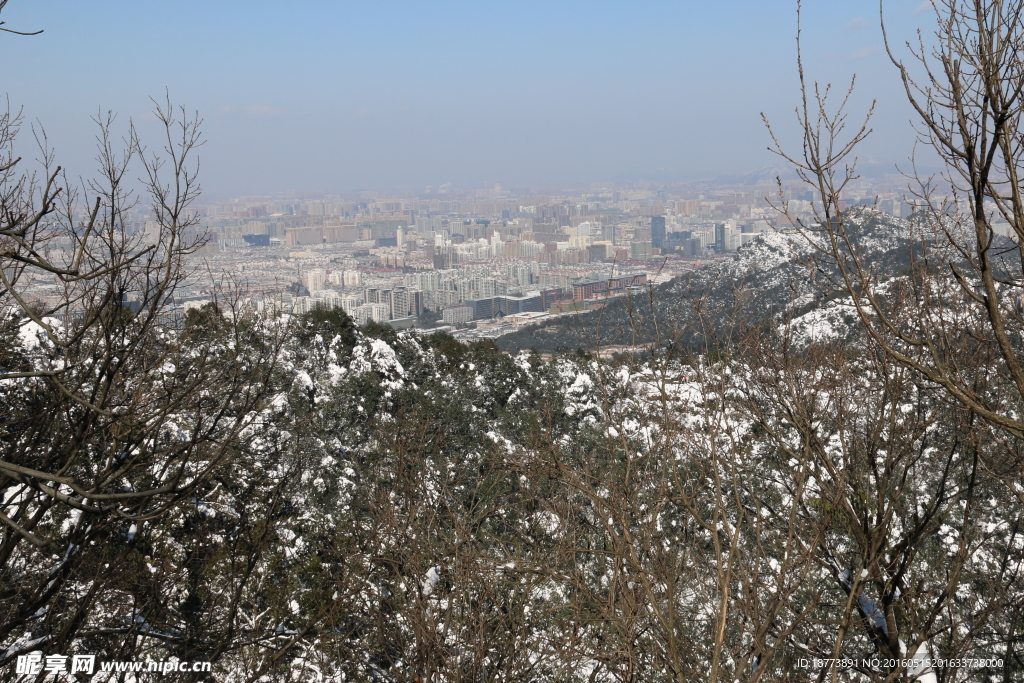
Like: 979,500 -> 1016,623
631,241 -> 652,260
601,223 -> 616,243
651,216 -> 666,248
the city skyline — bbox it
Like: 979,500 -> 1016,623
7,173 -> 926,343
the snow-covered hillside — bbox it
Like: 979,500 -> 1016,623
500,211 -> 918,353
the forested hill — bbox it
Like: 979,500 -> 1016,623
499,211 -> 918,354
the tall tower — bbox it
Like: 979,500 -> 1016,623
715,223 -> 726,253
650,216 -> 666,248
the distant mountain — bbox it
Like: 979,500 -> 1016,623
708,165 -> 797,186
606,165 -> 797,187
606,167 -> 708,184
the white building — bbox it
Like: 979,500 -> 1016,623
442,306 -> 473,325
304,270 -> 327,291
354,303 -> 391,325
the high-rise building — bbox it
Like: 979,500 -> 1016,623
417,215 -> 444,233
388,288 -> 410,319
601,223 -> 616,243
674,199 -> 701,216
340,295 -> 363,314
304,270 -> 327,292
630,241 -> 652,260
650,216 -> 666,248
408,289 -> 424,318
354,303 -> 391,325
427,289 -> 460,311
433,246 -> 458,270
383,287 -> 423,319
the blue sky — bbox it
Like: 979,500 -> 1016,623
0,1 -> 935,196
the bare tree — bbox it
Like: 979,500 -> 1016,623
0,0 -> 39,36
761,0 -> 1024,678
766,0 -> 1024,438
0,96 -> 282,663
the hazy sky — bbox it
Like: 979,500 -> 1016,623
0,1 -> 937,197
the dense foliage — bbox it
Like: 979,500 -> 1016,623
4,281 -> 1022,681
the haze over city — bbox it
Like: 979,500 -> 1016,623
2,0 -> 935,196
